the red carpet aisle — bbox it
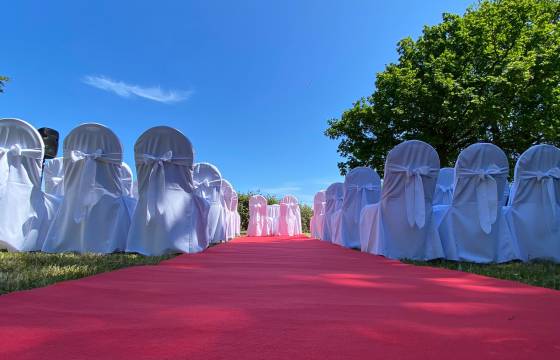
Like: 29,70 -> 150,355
1,236 -> 560,360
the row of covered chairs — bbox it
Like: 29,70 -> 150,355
247,194 -> 302,236
313,140 -> 560,263
0,118 -> 240,255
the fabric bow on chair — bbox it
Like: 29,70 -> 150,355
519,167 -> 560,220
387,164 -> 438,228
142,151 -> 192,222
0,144 -> 43,195
456,164 -> 508,234
347,184 -> 380,205
70,149 -> 122,223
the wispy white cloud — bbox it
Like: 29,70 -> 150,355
82,75 -> 192,104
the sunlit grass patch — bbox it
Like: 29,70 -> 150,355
0,251 -> 175,295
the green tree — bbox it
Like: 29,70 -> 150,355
0,76 -> 8,93
326,0 -> 560,175
299,204 -> 312,234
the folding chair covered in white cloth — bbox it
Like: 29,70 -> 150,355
120,162 -> 134,197
222,179 -> 235,240
310,191 -> 326,239
194,162 -> 227,244
505,144 -> 560,262
360,140 -> 444,260
126,126 -> 208,255
247,195 -> 268,236
433,167 -> 454,205
267,204 -> 280,235
43,157 -> 65,197
321,183 -> 344,242
42,123 -> 131,253
232,191 -> 241,236
0,118 -> 59,251
333,167 -> 381,248
437,143 -> 518,263
278,195 -> 302,236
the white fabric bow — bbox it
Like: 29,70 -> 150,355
142,151 -> 192,222
456,164 -> 508,234
519,167 -> 560,220
0,144 -> 43,195
387,164 -> 438,228
70,149 -> 122,223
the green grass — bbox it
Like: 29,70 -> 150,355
404,259 -> 560,290
0,251 -> 175,295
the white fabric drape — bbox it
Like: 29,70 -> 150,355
310,191 -> 326,239
221,179 -> 236,240
505,144 -> 560,262
267,204 -> 280,235
278,195 -> 302,236
247,195 -> 268,236
42,123 -> 131,253
433,167 -> 454,206
232,191 -> 241,236
0,118 -> 60,252
321,183 -> 344,242
194,162 -> 227,244
126,126 -> 208,255
360,140 -> 444,260
43,157 -> 65,197
436,143 -> 518,263
332,167 -> 381,248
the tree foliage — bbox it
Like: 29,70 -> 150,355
326,0 -> 560,175
0,76 -> 8,93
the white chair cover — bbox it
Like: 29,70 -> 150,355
321,183 -> 344,242
267,204 -> 280,235
505,144 -> 560,262
310,191 -> 326,239
193,162 -> 227,244
42,123 -> 131,253
360,140 -> 444,260
232,191 -> 241,236
222,179 -> 235,240
0,118 -> 59,251
247,194 -> 268,236
333,167 -> 381,248
43,157 -> 65,197
433,167 -> 454,205
126,126 -> 208,255
437,143 -> 518,263
278,195 -> 302,236
120,162 -> 134,197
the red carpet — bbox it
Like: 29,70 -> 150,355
1,236 -> 560,359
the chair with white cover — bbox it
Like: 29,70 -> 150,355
42,123 -> 131,253
193,162 -> 227,244
360,140 -> 444,260
267,204 -> 280,235
222,179 -> 235,240
126,126 -> 209,255
232,191 -> 241,236
505,144 -> 560,262
333,167 -> 381,248
0,118 -> 59,251
310,191 -> 326,239
43,157 -> 65,197
437,143 -> 518,263
247,194 -> 268,236
321,183 -> 344,242
433,167 -> 454,205
278,195 -> 302,236
120,162 -> 134,197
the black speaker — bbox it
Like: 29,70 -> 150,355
38,127 -> 59,160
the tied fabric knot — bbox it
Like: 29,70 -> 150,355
387,164 -> 438,228
520,167 -> 560,220
456,164 -> 508,234
0,144 -> 43,196
71,149 -> 122,223
143,151 -> 175,223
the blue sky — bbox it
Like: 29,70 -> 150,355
2,0 -> 471,204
